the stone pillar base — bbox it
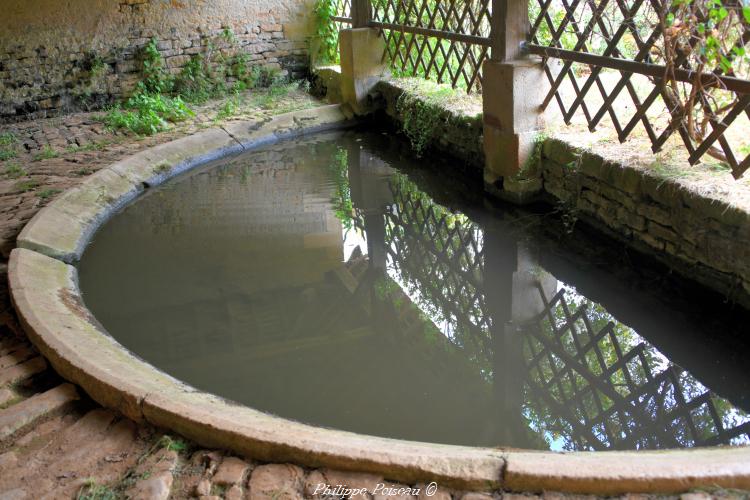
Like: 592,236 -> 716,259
339,28 -> 389,115
482,58 -> 546,204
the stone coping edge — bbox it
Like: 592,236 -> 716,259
7,104 -> 750,494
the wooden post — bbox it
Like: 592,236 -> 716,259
490,0 -> 531,62
351,0 -> 371,28
483,0 -> 545,204
339,0 -> 388,115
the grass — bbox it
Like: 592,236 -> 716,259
37,188 -> 61,200
66,140 -> 110,153
76,480 -> 117,500
157,434 -> 188,453
33,145 -> 58,161
4,163 -> 26,179
153,162 -> 172,175
15,179 -> 39,192
0,132 -> 18,161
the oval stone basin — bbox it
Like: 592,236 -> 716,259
78,129 -> 750,450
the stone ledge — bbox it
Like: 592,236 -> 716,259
7,104 -> 750,495
541,137 -> 750,308
504,448 -> 750,494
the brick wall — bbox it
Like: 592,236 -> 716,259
0,0 -> 313,122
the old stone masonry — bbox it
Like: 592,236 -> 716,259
1,0 -> 309,123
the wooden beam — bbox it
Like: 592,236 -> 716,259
368,21 -> 492,46
525,43 -> 750,95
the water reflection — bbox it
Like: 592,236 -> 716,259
79,130 -> 750,451
332,136 -> 750,450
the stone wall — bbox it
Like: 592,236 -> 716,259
541,139 -> 750,309
374,80 -> 485,171
0,0 -> 313,122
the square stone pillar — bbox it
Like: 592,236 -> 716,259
339,28 -> 388,115
482,57 -> 547,204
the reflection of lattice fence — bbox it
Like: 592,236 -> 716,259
353,174 -> 749,449
527,0 -> 750,178
371,0 -> 491,91
354,179 -> 490,354
523,283 -> 750,450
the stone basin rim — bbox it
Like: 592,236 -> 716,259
7,104 -> 750,495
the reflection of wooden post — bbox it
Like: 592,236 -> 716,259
483,223 -> 558,447
348,145 -> 393,271
363,213 -> 387,271
484,225 -> 528,447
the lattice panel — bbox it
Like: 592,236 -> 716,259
372,0 -> 492,92
334,0 -> 352,18
329,0 -> 353,61
523,284 -> 750,450
529,0 -> 750,178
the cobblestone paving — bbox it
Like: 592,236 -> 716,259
0,93 -> 745,499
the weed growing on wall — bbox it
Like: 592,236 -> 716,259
395,90 -> 447,157
103,33 -> 288,135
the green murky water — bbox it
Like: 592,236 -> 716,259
78,130 -> 750,450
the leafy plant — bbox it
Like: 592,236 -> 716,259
0,132 -> 16,147
0,132 -> 18,160
33,145 -> 58,161
173,54 -> 216,103
157,434 -> 189,453
4,162 -> 25,178
37,188 -> 61,200
140,38 -> 172,94
658,0 -> 750,162
104,93 -> 194,135
313,0 -> 340,64
0,149 -> 17,161
76,479 -> 117,500
15,179 -> 39,192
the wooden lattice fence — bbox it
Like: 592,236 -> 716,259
526,0 -> 750,178
328,0 -> 750,176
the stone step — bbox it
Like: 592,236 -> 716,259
0,356 -> 46,386
0,339 -> 26,357
213,456 -> 251,487
124,447 -> 179,500
0,388 -> 17,407
0,345 -> 35,369
29,410 -> 140,499
0,383 -> 79,442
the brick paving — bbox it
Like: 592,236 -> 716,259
0,92 -> 743,499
